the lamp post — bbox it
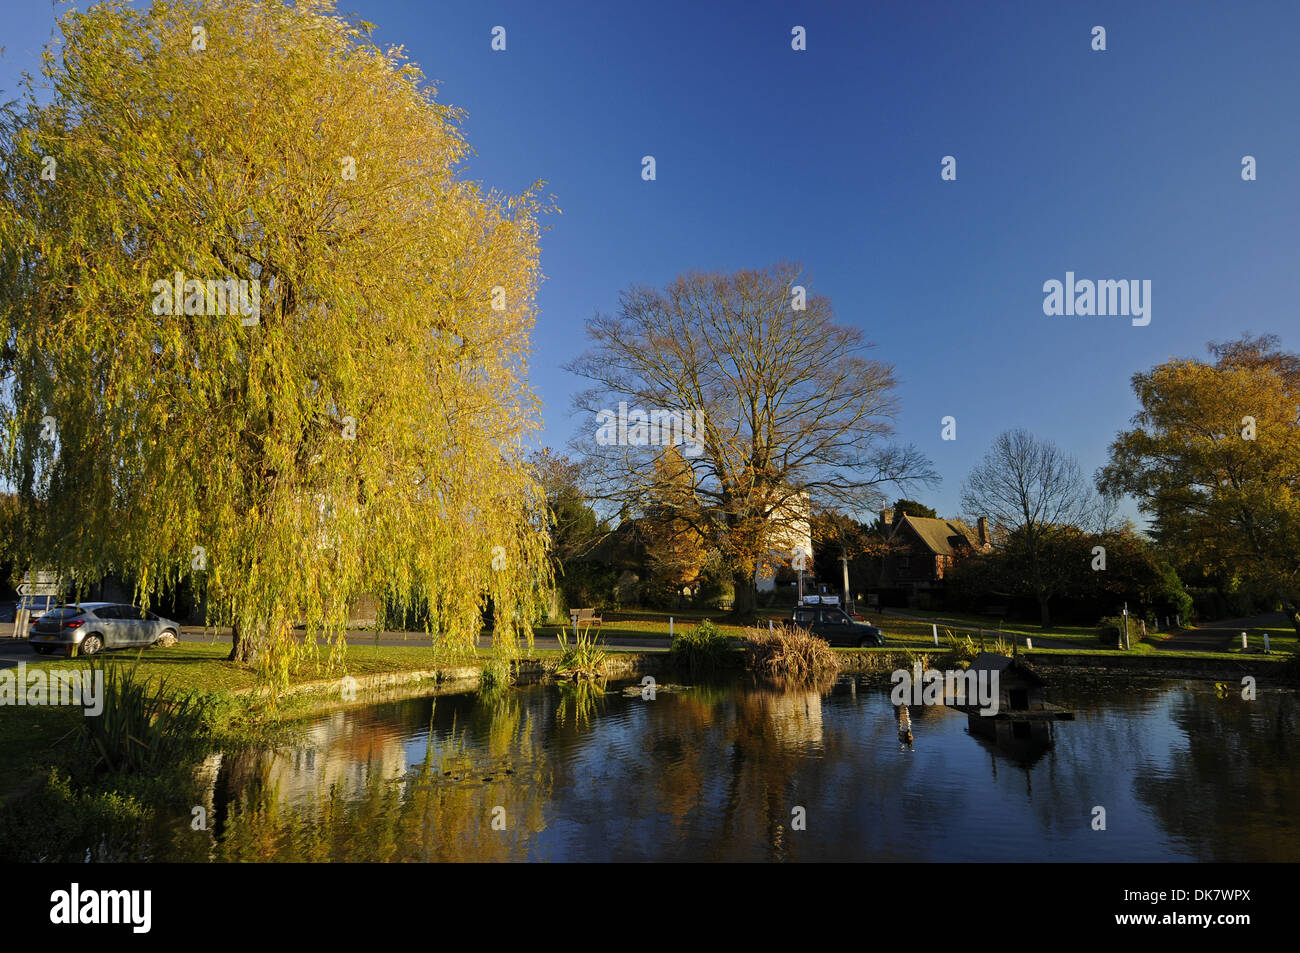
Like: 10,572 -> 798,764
840,554 -> 851,614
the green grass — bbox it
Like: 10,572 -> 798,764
1190,626 -> 1297,659
555,606 -> 1109,652
15,641 -> 460,696
866,607 -> 1134,649
536,612 -> 754,642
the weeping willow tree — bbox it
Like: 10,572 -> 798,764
0,0 -> 552,679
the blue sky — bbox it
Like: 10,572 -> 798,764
3,0 -> 1297,526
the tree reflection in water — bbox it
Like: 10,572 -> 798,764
167,677 -> 1300,862
206,696 -> 553,861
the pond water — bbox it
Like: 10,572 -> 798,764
179,675 -> 1299,862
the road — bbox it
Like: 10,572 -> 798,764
1155,611 -> 1290,653
0,625 -> 671,668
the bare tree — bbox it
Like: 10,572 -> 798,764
566,263 -> 935,618
961,428 -> 1105,628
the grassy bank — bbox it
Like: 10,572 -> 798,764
869,608 -> 1110,649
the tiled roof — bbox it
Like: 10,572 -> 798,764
897,514 -> 981,556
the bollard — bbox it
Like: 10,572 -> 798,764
769,619 -> 774,634
932,623 -> 938,646
669,617 -> 673,640
1026,637 -> 1033,650
1241,632 -> 1248,649
1264,634 -> 1271,654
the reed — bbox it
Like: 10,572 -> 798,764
742,623 -> 840,683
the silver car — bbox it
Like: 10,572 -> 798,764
27,602 -> 181,657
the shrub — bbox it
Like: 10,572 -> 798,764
80,658 -> 209,776
742,623 -> 839,683
669,619 -> 736,677
1097,615 -> 1129,647
554,625 -> 607,679
479,656 -> 514,691
0,769 -> 157,862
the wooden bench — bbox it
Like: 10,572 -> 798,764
569,608 -> 603,630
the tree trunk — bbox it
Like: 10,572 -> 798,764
729,570 -> 758,623
1037,592 -> 1052,629
226,621 -> 258,663
1284,597 -> 1300,637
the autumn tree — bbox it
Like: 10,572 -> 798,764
639,446 -> 708,595
567,264 -> 934,619
962,428 -> 1107,628
1099,334 -> 1300,634
0,0 -> 552,677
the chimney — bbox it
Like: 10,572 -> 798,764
880,508 -> 892,529
977,517 -> 989,547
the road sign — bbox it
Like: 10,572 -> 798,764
18,571 -> 60,598
17,582 -> 59,597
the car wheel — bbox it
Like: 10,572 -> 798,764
79,634 -> 104,657
154,630 -> 178,648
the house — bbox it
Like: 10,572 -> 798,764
877,508 -> 991,599
755,491 -> 813,593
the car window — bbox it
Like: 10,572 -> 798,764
118,605 -> 147,621
41,607 -> 85,621
794,609 -> 816,625
144,610 -> 159,621
93,606 -> 120,619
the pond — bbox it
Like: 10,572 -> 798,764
176,675 -> 1299,861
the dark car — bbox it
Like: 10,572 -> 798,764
27,603 -> 182,657
791,604 -> 886,647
